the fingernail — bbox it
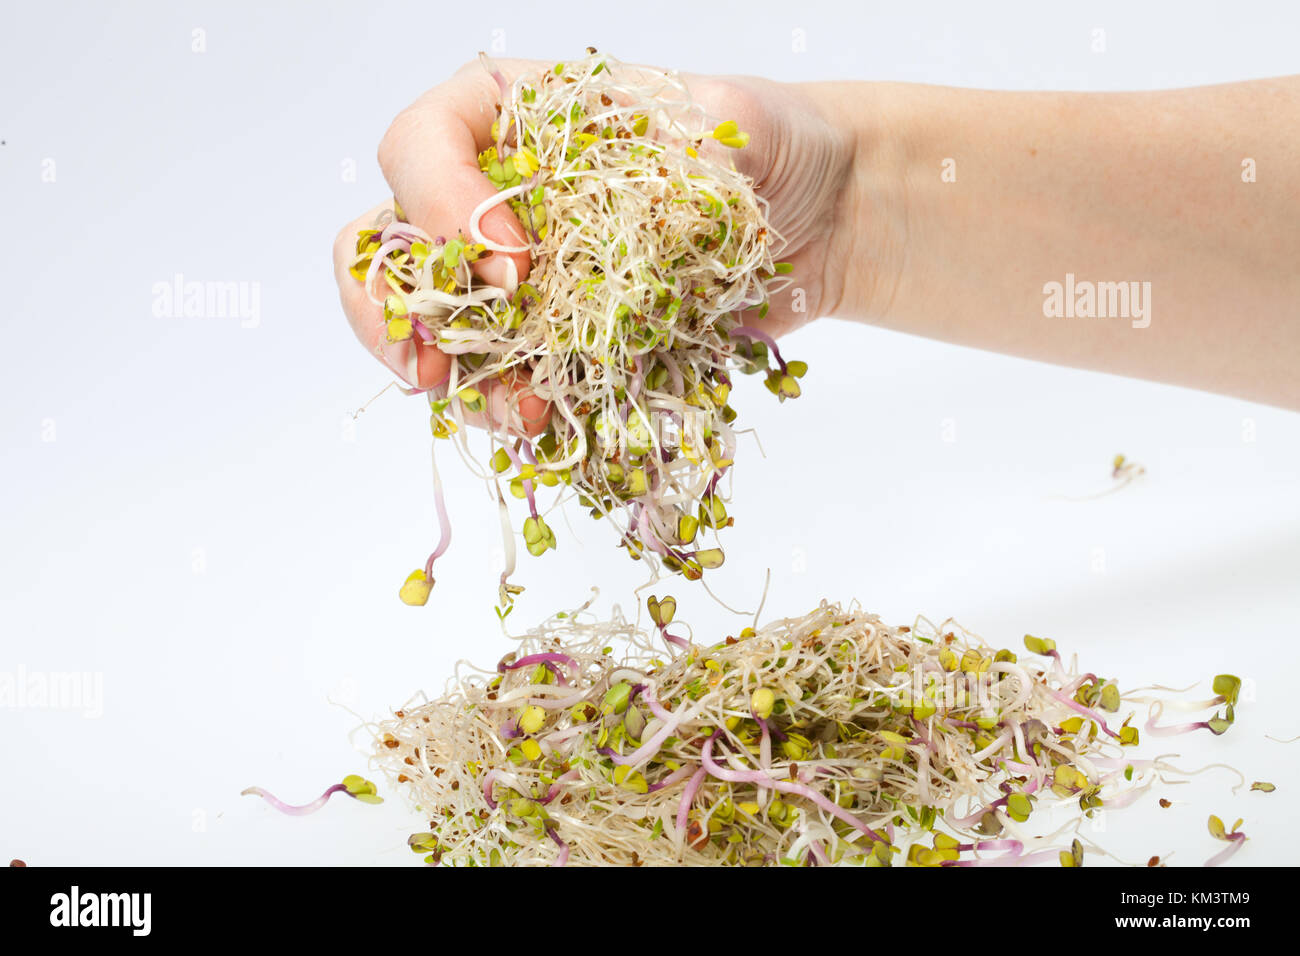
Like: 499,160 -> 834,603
476,254 -> 519,295
377,339 -> 413,385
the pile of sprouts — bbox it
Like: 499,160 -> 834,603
349,50 -> 803,610
372,598 -> 1247,867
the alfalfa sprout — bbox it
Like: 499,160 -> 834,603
372,598 -> 1247,866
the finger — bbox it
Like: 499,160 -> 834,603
333,200 -> 450,389
334,202 -> 551,433
455,370 -> 551,439
377,70 -> 531,293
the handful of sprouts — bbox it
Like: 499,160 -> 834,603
349,51 -> 803,609
374,599 -> 1246,867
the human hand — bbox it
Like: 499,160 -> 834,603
332,58 -> 857,425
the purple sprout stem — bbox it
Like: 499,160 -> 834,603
642,692 -> 676,725
1061,672 -> 1100,695
500,442 -> 539,519
700,731 -> 887,844
524,689 -> 592,710
546,825 -> 570,867
1145,716 -> 1216,737
729,325 -> 785,372
661,353 -> 685,394
1205,833 -> 1247,867
542,769 -> 581,803
943,848 -> 1063,868
955,839 -> 1025,854
947,778 -> 1042,828
500,652 -> 580,685
629,355 -> 643,402
482,769 -> 503,809
424,443 -> 453,576
676,767 -> 708,843
1001,759 -> 1039,776
378,220 -> 421,246
1044,687 -> 1121,739
646,763 -> 696,794
659,625 -> 692,652
241,783 -> 348,816
635,505 -> 670,557
910,718 -> 939,754
756,715 -> 773,790
1101,784 -> 1153,810
599,709 -> 681,767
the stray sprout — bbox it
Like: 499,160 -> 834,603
1144,673 -> 1241,737
241,775 -> 383,816
1250,781 -> 1275,793
1111,453 -> 1146,485
350,51 -> 802,609
1055,453 -> 1147,502
1204,814 -> 1247,867
374,600 -> 1249,867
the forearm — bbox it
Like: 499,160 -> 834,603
818,78 -> 1300,408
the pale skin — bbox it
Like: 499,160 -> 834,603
334,63 -> 1300,416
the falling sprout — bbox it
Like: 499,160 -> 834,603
1250,781 -> 1276,793
351,51 -> 805,611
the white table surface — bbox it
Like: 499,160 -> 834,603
2,0 -> 1296,866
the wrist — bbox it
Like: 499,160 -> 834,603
803,81 -> 912,326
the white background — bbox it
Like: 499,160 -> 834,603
2,0 -> 1296,866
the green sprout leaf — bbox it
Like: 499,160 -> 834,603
694,548 -> 725,570
1005,793 -> 1033,822
603,681 -> 632,715
1023,635 -> 1057,656
342,775 -> 383,804
1206,712 -> 1233,735
647,595 -> 677,627
1212,674 -> 1242,706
